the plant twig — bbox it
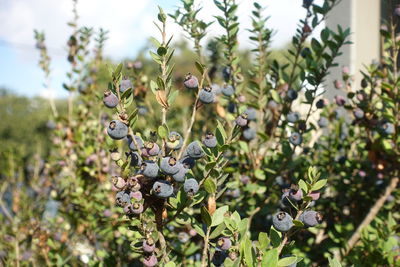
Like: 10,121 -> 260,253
338,177 -> 399,260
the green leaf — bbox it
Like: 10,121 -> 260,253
113,63 -> 123,79
258,232 -> 270,251
209,222 -> 227,239
312,179 -> 327,191
157,124 -> 168,139
270,90 -> 281,104
292,220 -> 304,227
164,262 -> 176,267
278,256 -> 298,266
201,206 -> 212,226
168,90 -> 179,105
211,205 -> 229,227
298,179 -> 309,194
203,178 -> 217,194
150,80 -> 158,94
270,227 -> 281,247
195,61 -> 205,75
241,236 -> 254,267
262,248 -> 278,267
328,256 -> 342,267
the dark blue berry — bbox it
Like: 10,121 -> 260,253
287,89 -> 298,101
184,178 -> 199,196
243,127 -> 256,141
299,210 -> 322,227
184,141 -> 205,159
107,120 -> 128,140
199,87 -> 215,104
140,161 -> 159,178
272,212 -> 293,232
120,79 -> 132,93
203,133 -> 217,148
287,112 -> 300,123
289,132 -> 302,145
103,91 -> 119,108
222,84 -> 235,96
160,157 -> 180,175
153,180 -> 174,198
184,73 -> 199,89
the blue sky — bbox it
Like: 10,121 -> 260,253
0,0 -> 324,98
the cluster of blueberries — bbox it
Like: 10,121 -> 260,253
184,70 -> 259,142
104,77 -> 234,265
272,185 -> 322,232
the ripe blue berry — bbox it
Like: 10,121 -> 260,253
143,254 -> 158,267
140,161 -> 159,178
203,133 -> 217,148
243,127 -> 256,141
381,122 -> 395,135
166,131 -> 183,150
116,191 -> 130,207
127,135 -> 144,151
289,132 -> 302,145
244,108 -> 257,121
272,212 -> 294,232
141,142 -> 160,157
287,112 -> 300,123
318,117 -> 329,128
212,250 -> 228,266
120,79 -> 132,93
103,91 -> 119,108
107,120 -> 128,140
185,141 -> 205,159
179,156 -> 196,169
287,89 -> 298,101
160,157 -> 180,175
222,66 -> 231,81
217,237 -> 232,251
129,152 -> 142,167
235,114 -> 248,127
199,86 -> 215,104
153,180 -> 174,198
299,210 -> 322,227
142,238 -> 155,253
172,163 -> 188,182
316,99 -> 327,109
184,73 -> 199,89
227,102 -> 236,113
353,108 -> 364,119
184,178 -> 199,196
221,84 -> 235,96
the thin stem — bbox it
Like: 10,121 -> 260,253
201,227 -> 211,267
178,70 -> 207,158
339,176 -> 399,260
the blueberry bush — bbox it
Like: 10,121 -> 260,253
0,0 -> 399,266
